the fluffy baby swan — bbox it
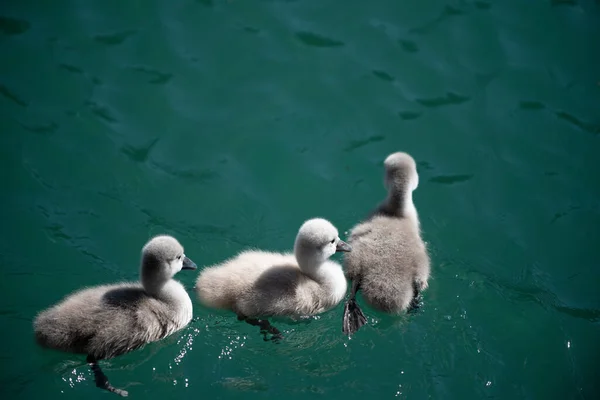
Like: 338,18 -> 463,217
195,218 -> 351,339
34,235 -> 197,397
342,152 -> 430,336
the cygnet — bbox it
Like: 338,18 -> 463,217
342,152 -> 430,336
195,218 -> 351,339
34,235 -> 197,396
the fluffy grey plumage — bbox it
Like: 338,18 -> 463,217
195,218 -> 351,338
343,152 -> 430,335
33,235 -> 197,396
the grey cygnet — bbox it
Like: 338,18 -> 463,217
342,152 -> 430,336
195,218 -> 351,339
33,235 -> 197,396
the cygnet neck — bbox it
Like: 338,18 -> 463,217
294,247 -> 324,278
382,188 -> 419,226
295,246 -> 344,299
140,257 -> 172,298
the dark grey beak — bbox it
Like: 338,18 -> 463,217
336,239 -> 352,253
182,256 -> 197,270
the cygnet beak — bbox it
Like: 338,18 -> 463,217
336,239 -> 352,252
182,256 -> 197,270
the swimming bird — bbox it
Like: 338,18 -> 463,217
195,218 -> 351,339
33,235 -> 197,397
342,152 -> 430,336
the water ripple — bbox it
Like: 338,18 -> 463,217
94,29 -> 137,46
148,161 -> 217,183
295,31 -> 344,48
23,160 -> 58,190
517,100 -> 599,135
476,268 -> 600,323
19,121 -> 59,135
243,26 -> 260,34
34,203 -> 110,271
85,100 -> 118,123
0,16 -> 30,36
120,138 -> 160,163
418,161 -> 434,170
344,135 -> 385,152
372,70 -> 394,82
429,174 -> 473,184
59,63 -> 83,75
219,376 -> 269,392
137,207 -> 256,249
519,100 -> 546,110
398,111 -> 421,121
554,304 -> 600,322
416,92 -> 470,108
398,39 -> 419,53
0,84 -> 27,107
555,110 -> 599,135
129,66 -> 173,85
550,205 -> 581,224
409,5 -> 466,35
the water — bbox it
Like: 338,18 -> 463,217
1,0 -> 599,398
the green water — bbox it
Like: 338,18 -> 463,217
1,0 -> 599,398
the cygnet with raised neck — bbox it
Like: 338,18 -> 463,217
195,218 -> 351,339
33,235 -> 197,396
342,152 -> 430,336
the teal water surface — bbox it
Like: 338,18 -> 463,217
1,0 -> 599,399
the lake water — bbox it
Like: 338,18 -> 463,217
1,0 -> 599,399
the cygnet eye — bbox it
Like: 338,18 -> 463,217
330,238 -> 335,244
177,255 -> 182,260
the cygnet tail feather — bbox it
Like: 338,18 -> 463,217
195,268 -> 241,311
342,297 -> 368,335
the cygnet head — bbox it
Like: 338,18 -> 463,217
383,152 -> 419,194
293,218 -> 351,271
140,235 -> 197,294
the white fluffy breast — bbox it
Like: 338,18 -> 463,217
162,280 -> 193,335
321,261 -> 348,305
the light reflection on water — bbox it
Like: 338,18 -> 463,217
218,335 -> 248,360
61,367 -> 87,389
